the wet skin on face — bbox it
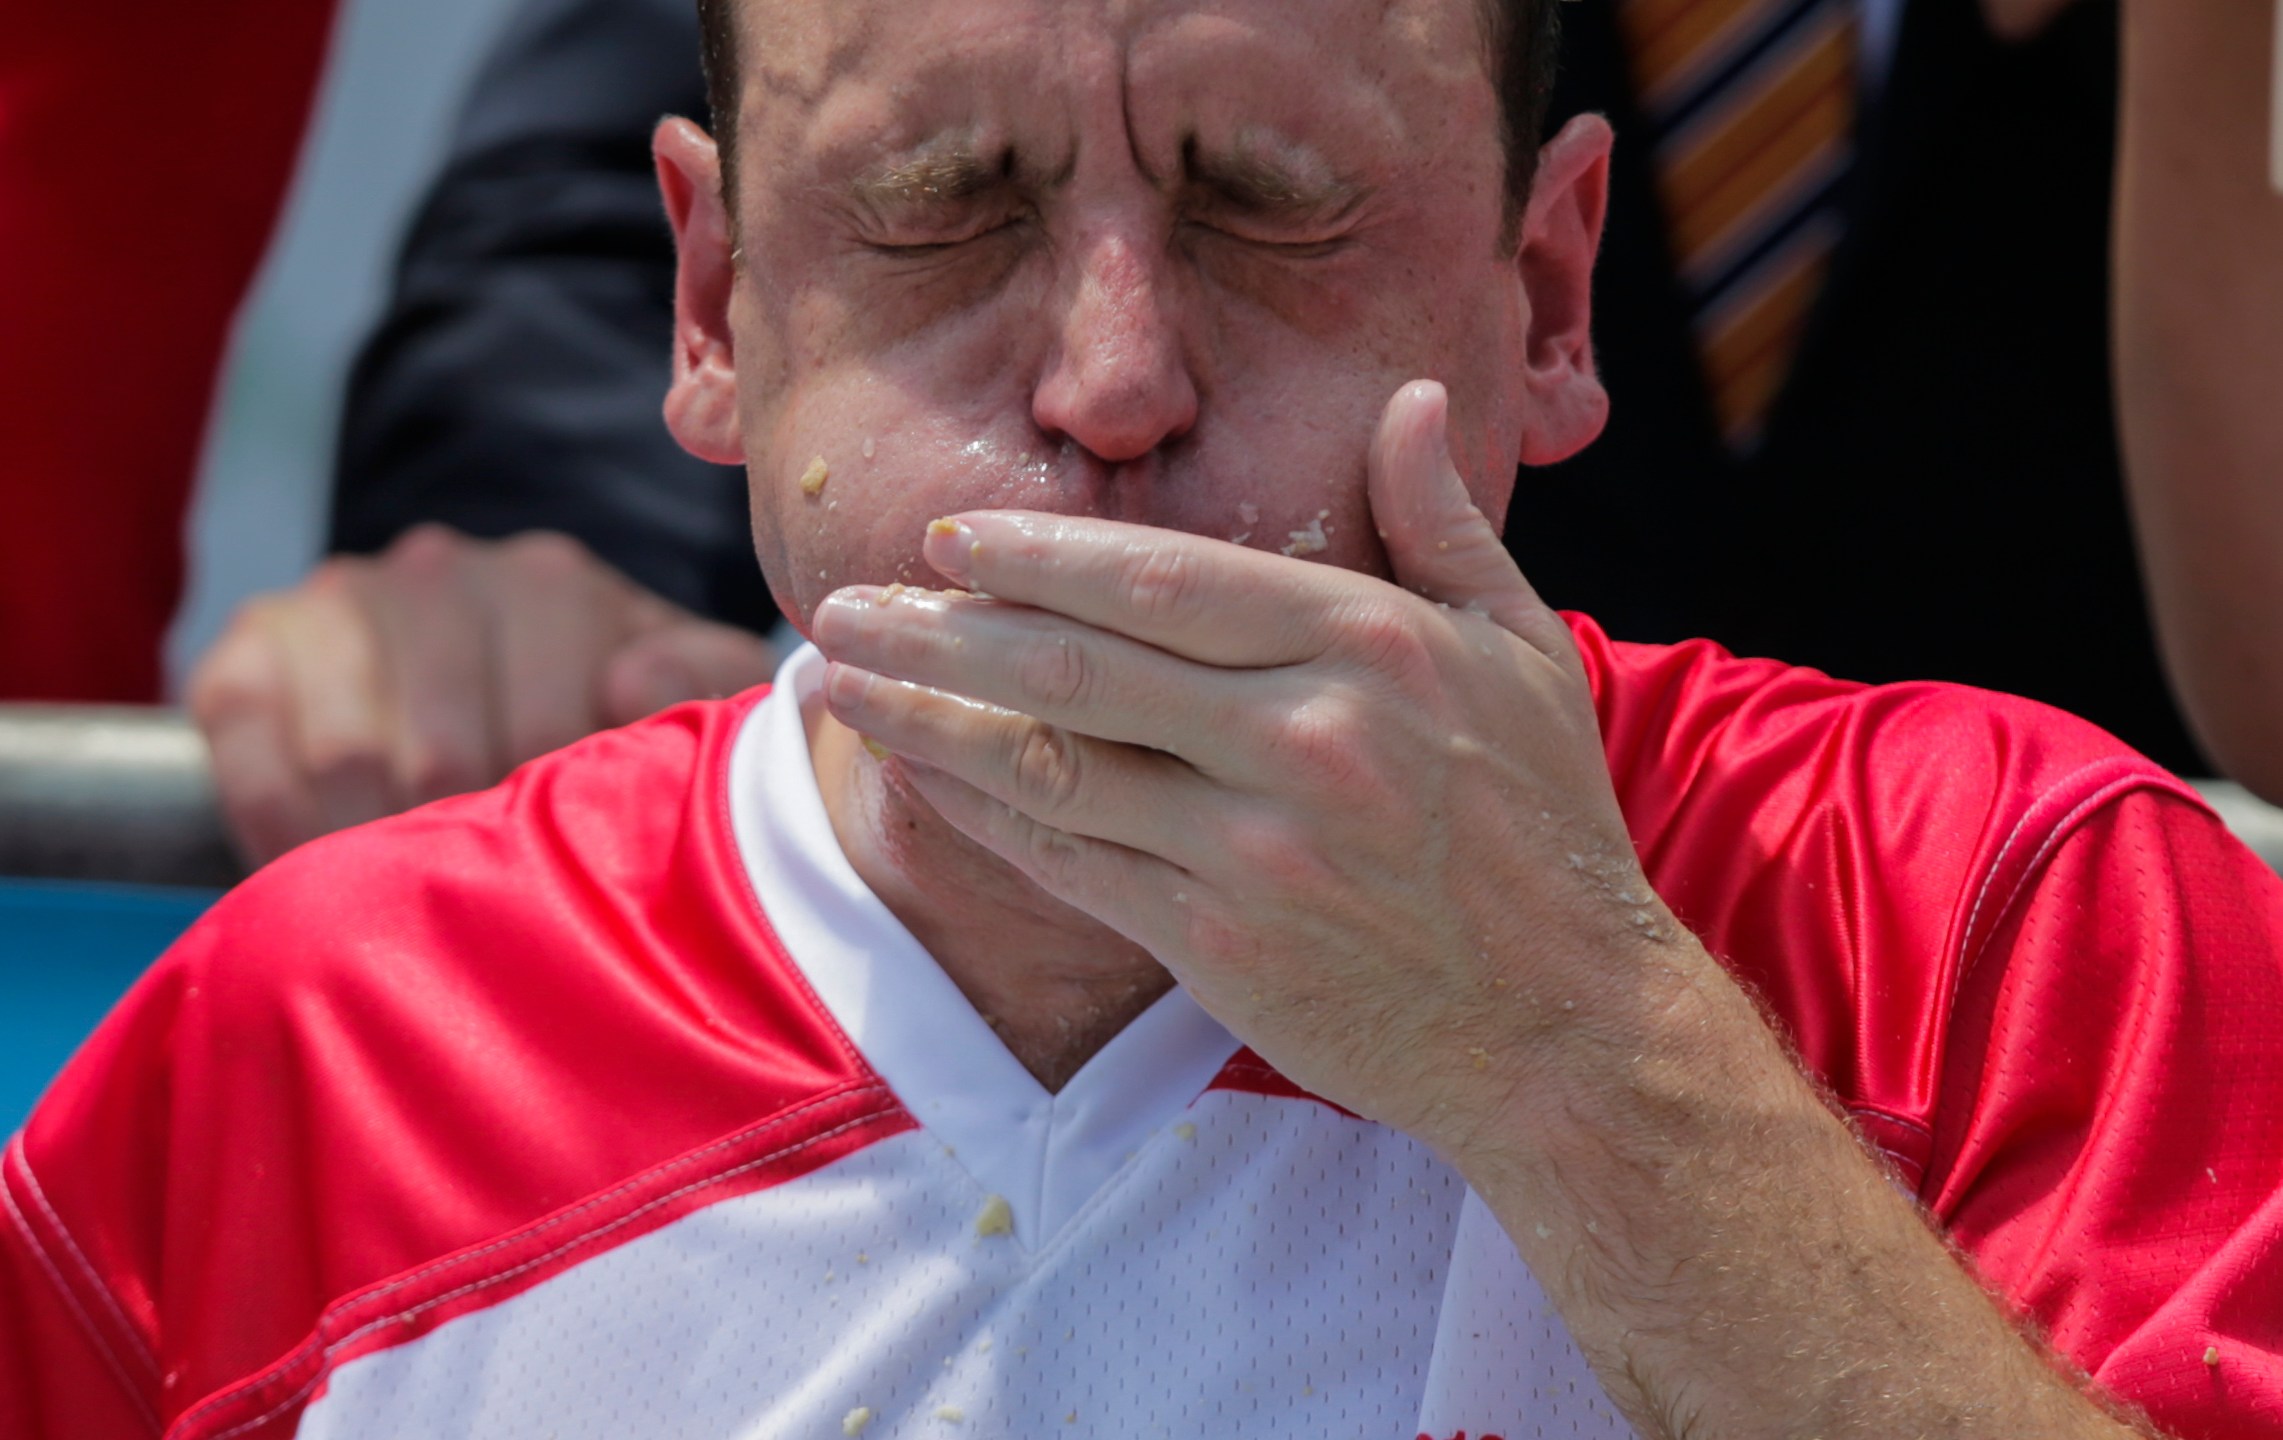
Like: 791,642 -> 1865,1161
716,0 -> 1536,624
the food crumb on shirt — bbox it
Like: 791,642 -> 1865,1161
1173,1122 -> 1197,1142
977,1337 -> 992,1352
800,456 -> 831,496
2205,1346 -> 2222,1367
842,1406 -> 874,1435
1064,1411 -> 1079,1424
934,1406 -> 966,1423
974,1194 -> 1014,1238
856,1251 -> 869,1264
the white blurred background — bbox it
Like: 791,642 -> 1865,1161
164,0 -> 525,690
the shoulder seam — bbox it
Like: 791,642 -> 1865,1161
2,1136 -> 161,1435
9,1133 -> 160,1378
1956,759 -> 2203,1004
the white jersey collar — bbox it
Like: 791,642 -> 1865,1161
726,644 -> 1242,1246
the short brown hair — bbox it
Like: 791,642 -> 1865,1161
695,0 -> 1561,234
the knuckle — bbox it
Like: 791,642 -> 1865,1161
1337,599 -> 1436,682
1012,811 -> 1090,892
500,529 -> 598,582
1015,634 -> 1094,712
300,555 -> 375,603
186,632 -> 277,725
1122,545 -> 1206,627
1262,693 -> 1375,792
1222,812 -> 1326,894
382,523 -> 472,577
1009,724 -> 1086,816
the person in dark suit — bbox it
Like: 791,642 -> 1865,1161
192,0 -> 2192,861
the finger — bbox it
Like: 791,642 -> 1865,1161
822,661 -> 1220,862
600,616 -> 778,726
366,527 -> 504,805
1367,380 -> 1574,663
810,585 -> 1256,764
481,533 -> 616,765
266,569 -> 400,834
891,755 -> 1188,954
917,512 -> 1363,668
186,614 -> 326,865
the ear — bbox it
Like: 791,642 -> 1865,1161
1513,114 -> 1613,467
655,117 -> 745,465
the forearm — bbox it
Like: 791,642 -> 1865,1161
2115,0 -> 2283,798
1451,939 -> 2148,1438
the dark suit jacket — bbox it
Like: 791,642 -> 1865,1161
336,0 -> 2201,773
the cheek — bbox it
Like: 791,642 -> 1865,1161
750,391 -> 1077,632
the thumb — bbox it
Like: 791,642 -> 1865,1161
1368,380 -> 1570,658
602,617 -> 779,725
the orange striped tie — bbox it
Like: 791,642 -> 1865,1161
1620,0 -> 1861,451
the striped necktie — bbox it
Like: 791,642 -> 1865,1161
1620,0 -> 1862,451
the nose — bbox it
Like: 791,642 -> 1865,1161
1031,227 -> 1200,465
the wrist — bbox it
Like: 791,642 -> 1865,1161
1434,926 -> 1815,1203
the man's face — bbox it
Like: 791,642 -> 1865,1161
677,0 -> 1580,626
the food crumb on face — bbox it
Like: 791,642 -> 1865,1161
2206,1346 -> 2222,1367
1468,1047 -> 1489,1071
842,1406 -> 874,1435
800,456 -> 831,496
862,436 -> 877,460
1173,1122 -> 1196,1141
1237,502 -> 1261,525
934,1406 -> 966,1423
862,736 -> 890,761
1281,509 -> 1332,557
974,1194 -> 1014,1238
928,517 -> 961,537
874,582 -> 909,606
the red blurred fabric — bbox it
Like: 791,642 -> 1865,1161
0,0 -> 338,700
4,617 -> 2280,1436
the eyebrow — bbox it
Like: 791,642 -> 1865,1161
1184,139 -> 1368,220
843,135 -> 1369,220
848,146 -> 1011,210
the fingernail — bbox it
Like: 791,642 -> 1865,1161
923,517 -> 976,584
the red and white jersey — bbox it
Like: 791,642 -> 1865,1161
7,617 -> 2283,1439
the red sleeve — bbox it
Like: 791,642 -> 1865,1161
1926,787 -> 2283,1438
1,957 -> 188,1439
0,0 -> 336,700
1566,614 -> 2283,1438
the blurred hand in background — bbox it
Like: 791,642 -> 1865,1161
188,526 -> 775,865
